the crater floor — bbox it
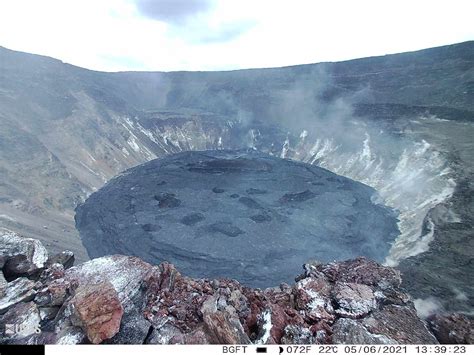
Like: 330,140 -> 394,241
75,150 -> 399,287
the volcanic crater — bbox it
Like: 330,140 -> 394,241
75,150 -> 399,287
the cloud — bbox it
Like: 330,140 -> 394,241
133,0 -> 254,44
179,20 -> 256,44
2,0 -> 473,71
134,0 -> 214,25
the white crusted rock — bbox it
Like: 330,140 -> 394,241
0,277 -> 36,313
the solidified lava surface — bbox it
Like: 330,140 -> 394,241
75,150 -> 399,287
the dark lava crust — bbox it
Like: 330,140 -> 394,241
75,150 -> 399,287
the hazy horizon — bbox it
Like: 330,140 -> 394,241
1,39 -> 472,74
0,0 -> 473,72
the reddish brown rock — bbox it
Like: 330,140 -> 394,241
70,281 -> 123,344
310,320 -> 333,343
65,255 -> 153,304
142,263 -> 205,330
321,257 -> 401,289
39,263 -> 65,284
266,304 -> 292,343
2,233 -> 465,346
294,277 -> 335,323
35,278 -> 71,306
142,264 -> 252,344
181,326 -> 210,344
428,313 -> 474,344
244,284 -> 304,344
202,308 -> 250,344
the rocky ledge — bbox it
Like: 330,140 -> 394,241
0,230 -> 472,345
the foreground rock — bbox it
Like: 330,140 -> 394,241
0,229 -> 48,280
0,230 -> 471,344
0,278 -> 36,314
427,313 -> 474,344
70,281 -> 123,344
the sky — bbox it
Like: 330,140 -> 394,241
0,0 -> 472,72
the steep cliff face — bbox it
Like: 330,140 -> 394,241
0,42 -> 473,313
3,230 -> 472,345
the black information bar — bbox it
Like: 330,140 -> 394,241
0,345 -> 45,355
